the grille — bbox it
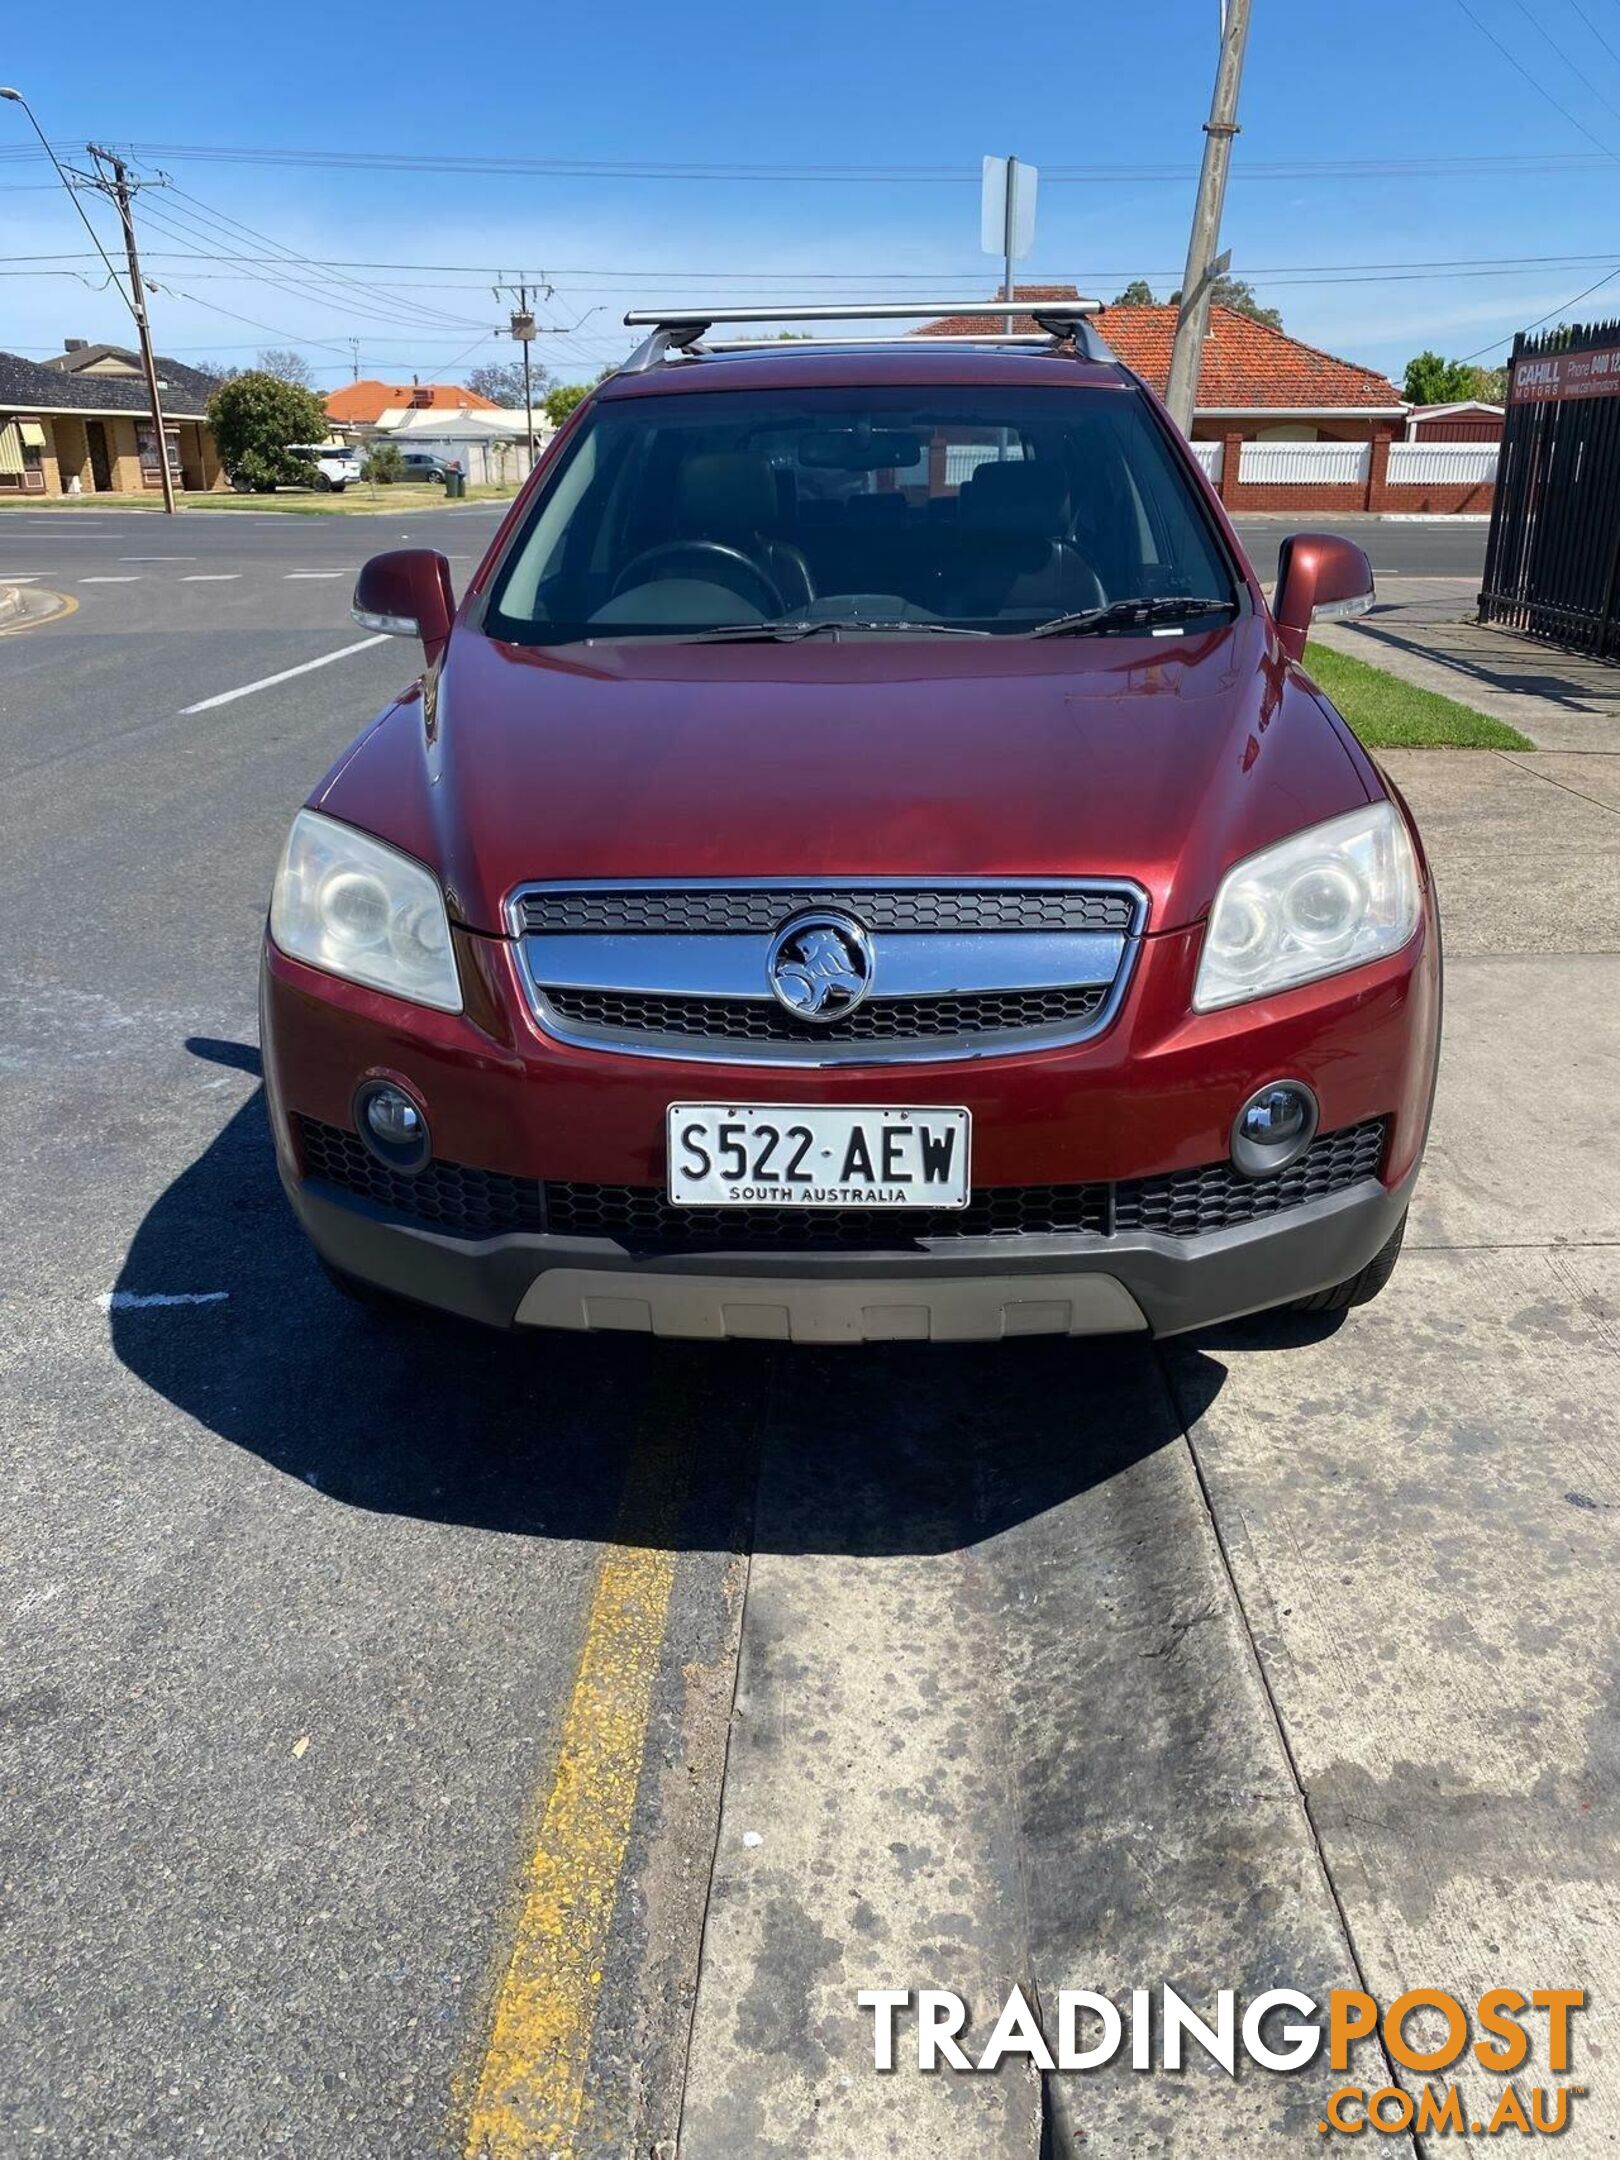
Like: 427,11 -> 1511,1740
516,885 -> 1138,936
1112,1118 -> 1388,1235
295,1117 -> 546,1236
295,1116 -> 1386,1250
544,1179 -> 1111,1247
540,983 -> 1108,1043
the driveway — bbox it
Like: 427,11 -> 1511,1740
1,511 -> 1614,2156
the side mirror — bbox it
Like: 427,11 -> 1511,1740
1272,533 -> 1374,663
352,549 -> 455,662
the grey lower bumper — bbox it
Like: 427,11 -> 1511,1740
284,1163 -> 1415,1342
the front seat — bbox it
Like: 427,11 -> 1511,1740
673,452 -> 815,611
954,462 -> 1103,617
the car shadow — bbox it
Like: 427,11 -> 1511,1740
107,1039 -> 1337,1559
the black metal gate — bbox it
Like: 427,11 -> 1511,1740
1480,317 -> 1620,658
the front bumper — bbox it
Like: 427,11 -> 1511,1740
283,1159 -> 1415,1342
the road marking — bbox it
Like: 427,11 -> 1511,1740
121,554 -> 196,561
99,1289 -> 229,1310
79,575 -> 140,583
0,573 -> 43,581
463,1417 -> 692,2160
180,573 -> 241,582
284,570 -> 346,580
179,634 -> 390,713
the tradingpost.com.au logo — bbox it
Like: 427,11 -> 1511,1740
858,1984 -> 1588,2138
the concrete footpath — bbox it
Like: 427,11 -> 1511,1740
675,741 -> 1620,2156
1314,575 -> 1620,751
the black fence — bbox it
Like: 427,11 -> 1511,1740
1481,317 -> 1620,658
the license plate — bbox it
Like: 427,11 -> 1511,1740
667,1104 -> 971,1209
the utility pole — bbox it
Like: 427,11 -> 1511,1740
494,278 -> 553,470
348,338 -> 360,382
1164,0 -> 1253,436
87,144 -> 176,513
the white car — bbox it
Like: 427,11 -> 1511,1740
290,444 -> 364,493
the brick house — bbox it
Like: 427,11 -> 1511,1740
921,288 -> 1494,514
0,340 -> 226,495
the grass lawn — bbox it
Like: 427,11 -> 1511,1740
1304,638 -> 1532,750
0,484 -> 518,516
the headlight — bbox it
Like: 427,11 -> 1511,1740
1194,802 -> 1419,1012
270,809 -> 461,1012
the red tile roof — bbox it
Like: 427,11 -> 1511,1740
920,287 -> 1402,411
325,379 -> 501,424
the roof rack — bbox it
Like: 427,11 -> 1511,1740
617,298 -> 1113,372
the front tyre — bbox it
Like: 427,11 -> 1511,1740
1292,1210 -> 1407,1314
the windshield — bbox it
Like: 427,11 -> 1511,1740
482,383 -> 1237,644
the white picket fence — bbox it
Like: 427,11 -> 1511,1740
1238,440 -> 1371,487
1385,441 -> 1499,487
1188,440 -> 1224,483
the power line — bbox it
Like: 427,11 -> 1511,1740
1564,0 -> 1620,73
1504,0 -> 1620,128
4,138 -> 1620,185
1458,262 -> 1620,360
1451,0 -> 1620,158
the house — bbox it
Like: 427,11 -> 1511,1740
919,289 -> 1494,513
325,378 -> 502,430
0,339 -> 225,495
378,404 -> 551,488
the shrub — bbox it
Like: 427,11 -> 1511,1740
362,442 -> 407,485
207,371 -> 331,490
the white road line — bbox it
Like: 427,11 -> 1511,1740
99,1290 -> 229,1310
284,570 -> 346,580
0,574 -> 43,582
121,555 -> 197,562
180,573 -> 241,582
180,634 -> 389,714
79,575 -> 140,583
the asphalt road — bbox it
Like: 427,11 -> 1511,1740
2,502 -> 1612,2160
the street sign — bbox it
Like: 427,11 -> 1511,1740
981,156 -> 1037,261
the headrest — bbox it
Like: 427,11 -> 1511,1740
959,461 -> 1067,533
674,452 -> 780,535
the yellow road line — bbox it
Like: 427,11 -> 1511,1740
0,590 -> 77,636
464,1419 -> 692,2160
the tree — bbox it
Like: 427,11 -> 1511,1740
543,381 -> 591,427
1404,351 -> 1481,405
187,360 -> 238,390
465,358 -> 548,408
1402,351 -> 1507,406
255,347 -> 316,388
1111,280 -> 1159,307
1167,275 -> 1284,331
207,370 -> 331,491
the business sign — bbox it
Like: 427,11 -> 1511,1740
1510,344 -> 1620,403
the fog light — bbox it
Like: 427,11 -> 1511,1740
355,1080 -> 430,1173
1231,1081 -> 1318,1179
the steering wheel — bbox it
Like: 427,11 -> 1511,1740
610,540 -> 785,617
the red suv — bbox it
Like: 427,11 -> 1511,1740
260,300 -> 1438,1343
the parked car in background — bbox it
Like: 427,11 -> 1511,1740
262,297 -> 1439,1344
288,443 -> 365,492
396,450 -> 456,483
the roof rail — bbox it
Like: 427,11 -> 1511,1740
617,297 -> 1112,372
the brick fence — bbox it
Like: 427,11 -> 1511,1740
1200,426 -> 1495,515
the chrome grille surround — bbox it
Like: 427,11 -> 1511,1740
504,877 -> 1149,1066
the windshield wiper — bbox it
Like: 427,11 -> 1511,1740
685,618 -> 992,643
1028,596 -> 1237,639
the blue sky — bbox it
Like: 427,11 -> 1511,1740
4,0 -> 1620,392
